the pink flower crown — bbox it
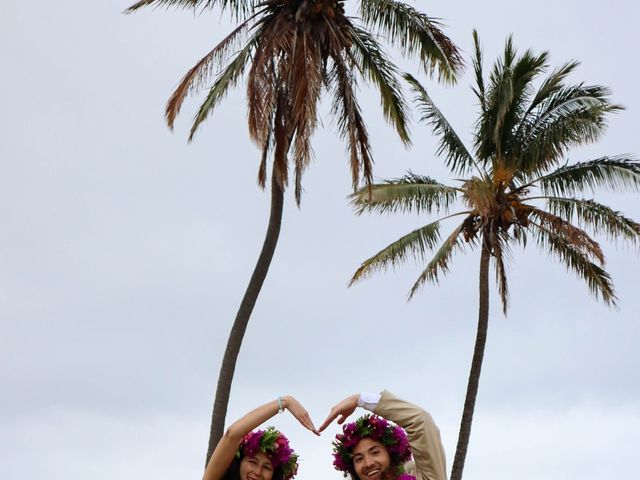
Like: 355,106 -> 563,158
331,414 -> 413,478
239,427 -> 299,480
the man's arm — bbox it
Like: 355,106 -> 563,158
373,390 -> 447,480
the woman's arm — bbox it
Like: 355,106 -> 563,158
204,396 -> 318,480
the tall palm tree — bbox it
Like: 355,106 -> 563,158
126,0 -> 463,463
350,32 -> 640,480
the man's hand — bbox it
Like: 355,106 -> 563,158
318,394 -> 359,432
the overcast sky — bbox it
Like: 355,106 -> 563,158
1,1 -> 639,479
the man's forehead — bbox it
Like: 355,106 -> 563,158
353,438 -> 384,455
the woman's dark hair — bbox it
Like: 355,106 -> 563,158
222,450 -> 286,480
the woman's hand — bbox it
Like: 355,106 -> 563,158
318,394 -> 359,432
283,396 -> 320,435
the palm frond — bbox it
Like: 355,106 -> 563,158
477,37 -> 548,164
471,30 -> 486,112
404,73 -> 479,175
512,60 -> 580,148
166,20 -> 252,129
350,219 -> 445,286
246,16 -> 292,149
350,172 -> 459,215
498,49 -> 549,159
512,223 -> 528,248
257,120 -> 272,187
527,156 -> 640,196
408,222 -> 465,298
528,208 -> 604,264
187,34 -> 258,140
477,35 -> 518,162
530,221 -> 617,305
125,0 -> 252,18
348,25 -> 410,145
492,232 -> 510,314
328,53 -> 373,190
517,85 -> 623,175
287,25 -> 323,204
543,197 -> 640,245
524,60 -> 580,117
359,0 -> 463,83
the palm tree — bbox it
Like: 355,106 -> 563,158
350,32 -> 640,480
126,0 -> 463,463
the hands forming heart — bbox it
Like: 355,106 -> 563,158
204,390 -> 448,480
284,393 -> 361,436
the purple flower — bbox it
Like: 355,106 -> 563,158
396,473 -> 416,480
242,430 -> 264,457
343,423 -> 357,437
239,428 -> 298,480
332,415 -> 411,474
333,453 -> 350,471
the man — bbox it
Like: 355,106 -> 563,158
319,390 -> 447,480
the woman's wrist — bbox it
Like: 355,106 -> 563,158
279,395 -> 292,411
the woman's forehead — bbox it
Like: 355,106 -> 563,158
252,451 -> 272,464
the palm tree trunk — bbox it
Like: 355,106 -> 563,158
450,237 -> 491,480
204,170 -> 285,465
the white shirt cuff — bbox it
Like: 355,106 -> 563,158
357,392 -> 381,411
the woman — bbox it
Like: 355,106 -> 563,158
205,395 -> 319,480
320,390 -> 446,480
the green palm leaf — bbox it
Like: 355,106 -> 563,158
404,73 -> 478,175
517,85 -> 623,175
350,173 -> 458,215
348,25 -> 410,144
408,222 -> 465,298
471,30 -> 486,112
476,37 -> 548,164
350,219 -> 445,285
360,0 -> 463,83
530,156 -> 640,196
524,60 -> 580,117
188,34 -> 258,140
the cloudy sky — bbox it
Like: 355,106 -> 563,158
1,1 -> 639,479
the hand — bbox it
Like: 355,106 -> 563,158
318,394 -> 359,432
283,396 -> 320,435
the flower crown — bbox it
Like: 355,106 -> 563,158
240,427 -> 299,480
332,415 -> 413,477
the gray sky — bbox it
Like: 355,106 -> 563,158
1,1 -> 639,479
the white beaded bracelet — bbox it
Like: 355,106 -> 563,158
277,396 -> 284,413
